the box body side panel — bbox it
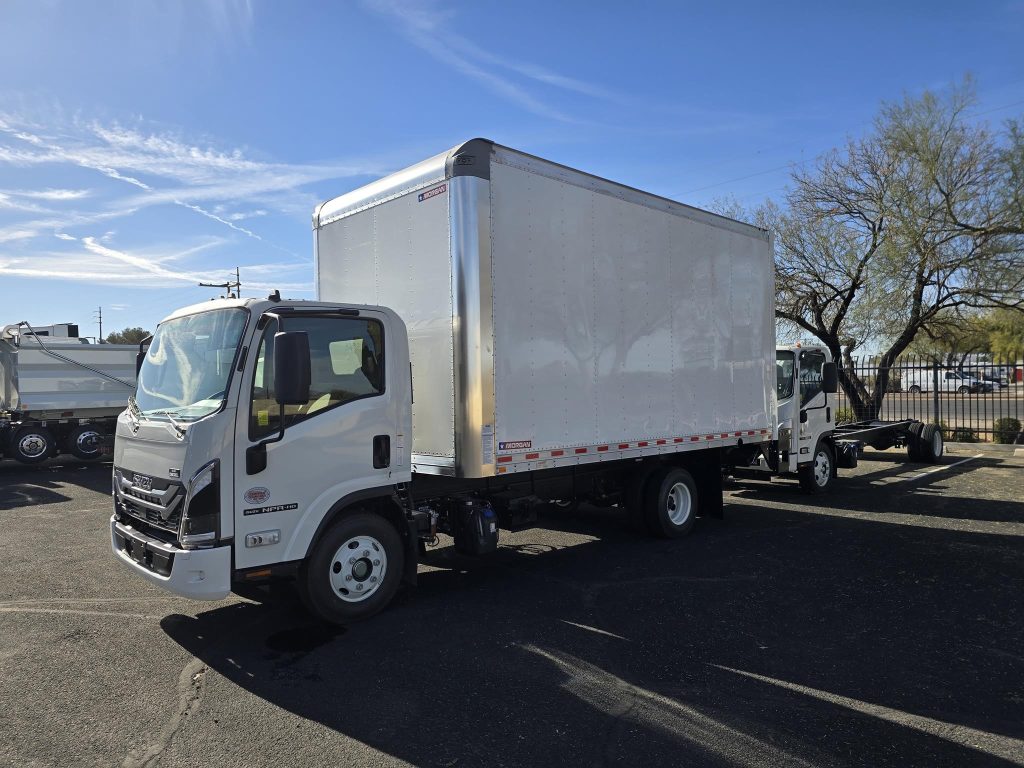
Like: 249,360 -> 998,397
489,159 -> 774,456
316,188 -> 456,460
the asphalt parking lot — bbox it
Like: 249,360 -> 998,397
2,445 -> 1023,768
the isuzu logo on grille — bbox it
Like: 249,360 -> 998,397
133,474 -> 153,492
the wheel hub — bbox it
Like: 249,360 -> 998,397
814,451 -> 830,485
18,434 -> 47,458
329,535 -> 387,603
76,430 -> 100,453
666,482 -> 692,525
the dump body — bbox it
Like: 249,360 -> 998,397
0,331 -> 135,419
315,140 -> 776,479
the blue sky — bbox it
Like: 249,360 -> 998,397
1,0 -> 1022,338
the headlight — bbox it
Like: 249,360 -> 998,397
180,460 -> 219,549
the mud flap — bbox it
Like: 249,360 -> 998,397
692,451 -> 724,519
403,518 -> 419,587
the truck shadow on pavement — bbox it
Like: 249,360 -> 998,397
0,461 -> 111,511
161,496 -> 1024,768
729,456 -> 1022,524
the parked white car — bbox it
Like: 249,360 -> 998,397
902,369 -> 984,394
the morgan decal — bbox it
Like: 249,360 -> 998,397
244,487 -> 271,505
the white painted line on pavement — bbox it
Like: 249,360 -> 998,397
713,664 -> 1024,766
561,620 -> 628,641
896,453 -> 984,483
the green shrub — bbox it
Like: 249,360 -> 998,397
949,427 -> 979,443
835,407 -> 855,424
993,417 -> 1022,444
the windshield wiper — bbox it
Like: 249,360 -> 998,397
159,409 -> 188,439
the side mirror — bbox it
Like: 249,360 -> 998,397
822,362 -> 839,394
135,335 -> 153,377
273,331 -> 311,405
800,410 -> 808,424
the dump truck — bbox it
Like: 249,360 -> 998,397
1,322 -> 136,463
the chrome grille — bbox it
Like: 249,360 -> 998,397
113,468 -> 183,535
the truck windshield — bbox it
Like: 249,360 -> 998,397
776,351 -> 795,399
135,308 -> 247,421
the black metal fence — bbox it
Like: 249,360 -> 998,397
835,354 -> 1024,443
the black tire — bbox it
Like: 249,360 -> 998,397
9,426 -> 55,465
906,422 -> 924,461
624,463 -> 661,533
643,467 -> 698,538
917,423 -> 944,463
299,512 -> 404,625
957,385 -> 970,395
908,385 -> 922,394
798,442 -> 834,494
66,425 -> 103,461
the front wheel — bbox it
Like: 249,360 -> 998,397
9,426 -> 55,464
957,385 -> 970,394
798,443 -> 834,494
643,467 -> 698,538
299,512 -> 404,625
908,385 -> 922,394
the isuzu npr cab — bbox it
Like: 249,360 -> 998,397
109,140 -> 934,623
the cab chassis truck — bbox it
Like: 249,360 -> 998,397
110,140 -> 940,624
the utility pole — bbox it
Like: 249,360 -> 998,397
199,267 -> 242,299
94,306 -> 103,343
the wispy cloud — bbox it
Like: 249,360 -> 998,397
0,236 -> 312,292
2,188 -> 92,201
0,112 -> 384,245
0,107 -> 393,293
364,0 -> 615,123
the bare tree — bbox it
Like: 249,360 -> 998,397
771,79 -> 1024,418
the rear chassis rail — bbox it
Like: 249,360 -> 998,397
832,419 -> 917,443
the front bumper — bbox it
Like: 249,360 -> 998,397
110,516 -> 231,600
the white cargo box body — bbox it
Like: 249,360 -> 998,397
0,335 -> 136,418
315,140 -> 775,479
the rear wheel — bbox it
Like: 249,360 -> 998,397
643,467 -> 698,538
798,443 -> 833,494
299,512 -> 404,625
917,423 -> 944,463
66,425 -> 102,461
9,426 -> 54,464
906,423 -> 924,461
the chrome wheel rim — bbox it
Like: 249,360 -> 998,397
18,433 -> 48,458
813,451 -> 830,487
329,535 -> 387,603
75,429 -> 100,455
666,482 -> 692,526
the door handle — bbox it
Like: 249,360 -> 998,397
373,435 -> 390,469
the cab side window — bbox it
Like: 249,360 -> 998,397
250,316 -> 384,439
799,351 -> 826,406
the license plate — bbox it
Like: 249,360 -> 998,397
128,537 -> 147,564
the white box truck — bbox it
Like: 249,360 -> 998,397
109,140 -> 937,623
1,322 -> 136,463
